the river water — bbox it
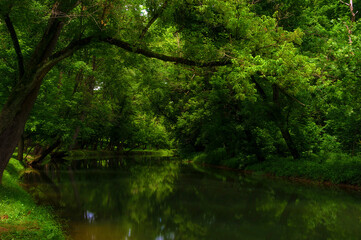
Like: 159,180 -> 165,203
25,156 -> 361,240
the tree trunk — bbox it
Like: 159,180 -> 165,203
272,84 -> 300,160
92,139 -> 99,150
17,134 -> 24,161
30,138 -> 61,166
0,2 -> 76,184
252,77 -> 300,160
68,56 -> 97,151
244,129 -> 265,163
0,75 -> 44,184
68,124 -> 82,151
279,126 -> 300,159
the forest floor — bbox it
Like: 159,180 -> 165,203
0,158 -> 65,240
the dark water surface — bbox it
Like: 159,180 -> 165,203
25,156 -> 361,240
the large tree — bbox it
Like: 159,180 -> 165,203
0,0 -> 232,184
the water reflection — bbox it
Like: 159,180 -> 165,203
25,156 -> 361,240
84,211 -> 95,223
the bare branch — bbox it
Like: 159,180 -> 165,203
4,14 -> 24,79
345,23 -> 353,44
340,0 -> 350,6
340,0 -> 357,22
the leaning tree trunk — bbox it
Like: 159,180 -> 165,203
272,84 -> 300,160
251,77 -> 300,160
30,138 -> 62,166
0,1 -> 79,184
0,74 -> 44,184
17,134 -> 24,161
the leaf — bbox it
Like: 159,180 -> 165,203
47,233 -> 55,239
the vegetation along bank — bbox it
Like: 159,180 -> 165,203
0,159 -> 65,240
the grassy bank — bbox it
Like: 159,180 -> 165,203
192,151 -> 361,186
246,154 -> 361,185
0,158 -> 65,240
66,149 -> 174,160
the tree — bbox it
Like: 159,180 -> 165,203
0,0 -> 236,183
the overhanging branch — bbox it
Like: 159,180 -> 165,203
45,36 -> 94,72
48,35 -> 231,72
101,37 -> 231,67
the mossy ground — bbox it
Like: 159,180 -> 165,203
0,159 -> 65,240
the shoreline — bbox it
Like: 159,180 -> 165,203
0,158 -> 65,240
189,160 -> 361,193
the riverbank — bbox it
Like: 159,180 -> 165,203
64,149 -> 174,160
192,152 -> 361,187
68,149 -> 361,187
0,158 -> 65,240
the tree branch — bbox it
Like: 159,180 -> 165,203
45,36 -> 94,72
340,0 -> 357,22
29,1 -> 80,66
101,37 -> 231,67
251,76 -> 267,100
4,14 -> 24,79
277,85 -> 306,107
139,0 -> 168,40
46,33 -> 231,74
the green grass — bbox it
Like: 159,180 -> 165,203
191,151 -> 361,186
66,148 -> 174,160
0,158 -> 65,240
246,153 -> 361,185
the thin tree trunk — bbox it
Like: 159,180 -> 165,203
272,84 -> 300,159
244,129 -> 265,163
251,76 -> 300,160
17,134 -> 24,161
68,114 -> 85,151
30,138 -> 61,166
69,56 -> 97,151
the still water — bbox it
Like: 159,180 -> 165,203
25,156 -> 361,240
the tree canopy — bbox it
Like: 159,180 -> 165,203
0,0 -> 361,183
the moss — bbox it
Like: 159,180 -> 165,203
0,159 -> 65,240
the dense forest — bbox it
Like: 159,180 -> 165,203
1,0 -> 361,184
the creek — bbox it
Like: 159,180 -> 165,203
25,156 -> 361,240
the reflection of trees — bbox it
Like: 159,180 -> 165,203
166,166 -> 361,240
27,158 -> 361,240
127,161 -> 179,223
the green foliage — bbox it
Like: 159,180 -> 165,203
1,0 -> 361,186
247,154 -> 361,185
